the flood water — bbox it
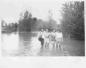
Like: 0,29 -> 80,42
1,32 -> 85,56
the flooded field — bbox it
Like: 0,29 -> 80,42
1,32 -> 85,56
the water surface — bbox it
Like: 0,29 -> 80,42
1,32 -> 85,56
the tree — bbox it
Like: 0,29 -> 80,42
18,10 -> 38,32
24,10 -> 32,19
61,1 -> 84,40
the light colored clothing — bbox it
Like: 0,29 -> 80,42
49,32 -> 55,42
55,32 -> 63,42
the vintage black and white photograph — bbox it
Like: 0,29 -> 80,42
1,0 -> 85,56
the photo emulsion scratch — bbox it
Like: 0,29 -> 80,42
1,0 -> 85,56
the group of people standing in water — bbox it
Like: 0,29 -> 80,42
38,29 -> 63,50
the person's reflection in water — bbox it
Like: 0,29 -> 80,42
19,32 -> 32,56
19,32 -> 41,56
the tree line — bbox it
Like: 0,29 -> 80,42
1,10 -> 58,33
1,1 -> 84,40
61,1 -> 84,40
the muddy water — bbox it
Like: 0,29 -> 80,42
1,32 -> 84,56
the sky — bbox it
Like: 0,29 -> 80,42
0,0 -> 83,24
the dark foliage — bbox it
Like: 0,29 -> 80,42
61,1 -> 84,40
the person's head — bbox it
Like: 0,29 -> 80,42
41,29 -> 44,32
46,29 -> 48,32
53,30 -> 55,32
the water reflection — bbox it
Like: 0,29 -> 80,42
1,32 -> 85,56
2,32 -> 60,56
18,32 -> 41,56
2,32 -> 43,56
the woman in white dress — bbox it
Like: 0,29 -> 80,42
43,29 -> 49,48
48,30 -> 56,50
55,31 -> 63,49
